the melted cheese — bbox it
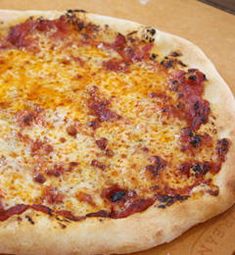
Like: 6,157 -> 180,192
0,17 -> 219,217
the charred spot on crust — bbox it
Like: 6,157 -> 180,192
180,127 -> 213,152
158,195 -> 175,204
168,69 -> 209,131
110,191 -> 126,202
180,127 -> 201,149
189,134 -> 201,147
66,9 -> 87,14
207,185 -> 219,196
216,138 -> 230,162
126,30 -> 138,37
160,59 -> 174,68
76,21 -> 85,31
147,28 -> 156,36
87,120 -> 100,129
191,100 -> 210,131
157,194 -> 188,208
191,162 -> 211,176
58,222 -> 67,229
186,70 -> 207,85
143,27 -> 156,43
25,215 -> 35,224
180,161 -> 221,177
169,51 -> 182,57
178,60 -> 187,67
150,53 -> 158,60
188,75 -> 197,81
188,68 -> 207,80
192,163 -> 204,174
102,185 -> 127,203
169,79 -> 179,91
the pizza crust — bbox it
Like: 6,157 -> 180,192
0,9 -> 234,255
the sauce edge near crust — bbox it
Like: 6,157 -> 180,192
0,10 -> 232,224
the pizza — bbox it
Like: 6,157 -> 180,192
0,9 -> 234,255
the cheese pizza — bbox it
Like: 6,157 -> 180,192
0,9 -> 234,255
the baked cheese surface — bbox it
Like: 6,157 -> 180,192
0,12 -> 230,220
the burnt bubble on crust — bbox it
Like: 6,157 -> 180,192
142,27 -> 156,43
157,195 -> 188,208
110,191 -> 127,202
189,134 -> 201,147
102,185 -> 127,203
191,162 -> 211,177
216,138 -> 230,162
25,215 -> 35,225
66,9 -> 87,15
169,50 -> 182,57
168,69 -> 210,131
150,53 -> 158,60
179,127 -> 213,152
58,222 -> 67,229
126,30 -> 138,37
160,55 -> 186,69
160,58 -> 175,69
179,161 -> 222,177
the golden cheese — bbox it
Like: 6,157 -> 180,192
0,15 -> 220,218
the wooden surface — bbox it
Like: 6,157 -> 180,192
0,1 -> 234,255
200,0 -> 235,14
